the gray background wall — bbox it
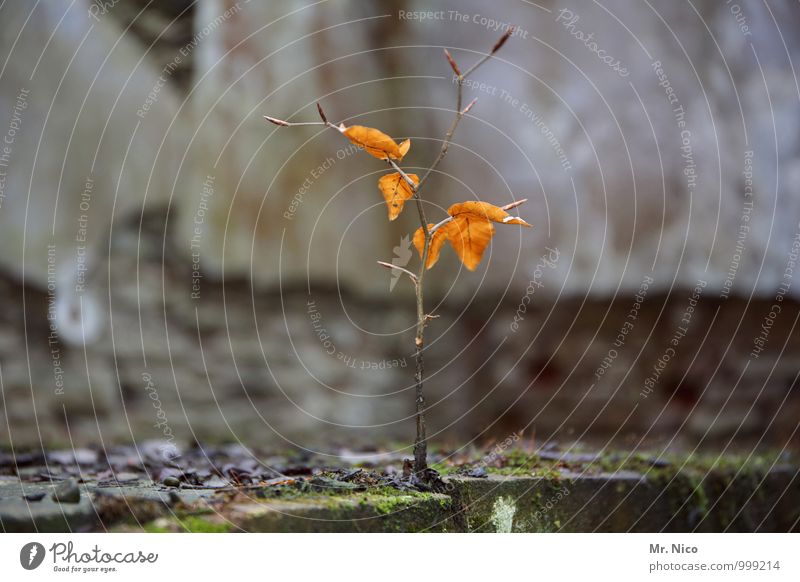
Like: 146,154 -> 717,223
0,0 -> 798,454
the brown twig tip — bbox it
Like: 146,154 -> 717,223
492,27 -> 514,53
316,102 -> 328,124
263,115 -> 290,127
501,198 -> 528,211
461,98 -> 478,115
444,49 -> 461,77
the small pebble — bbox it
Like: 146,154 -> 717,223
51,479 -> 81,504
646,456 -> 671,468
162,476 -> 181,488
465,466 -> 488,478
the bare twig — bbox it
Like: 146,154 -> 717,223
316,102 -> 328,124
263,116 -> 326,127
501,198 -> 528,211
462,27 -> 514,78
461,98 -> 478,115
429,216 -> 454,234
263,115 -> 291,127
377,260 -> 418,285
492,27 -> 515,54
444,48 -> 461,77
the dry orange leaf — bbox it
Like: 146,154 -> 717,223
413,223 -> 450,269
378,173 -> 418,220
342,125 -> 410,160
447,201 -> 532,227
398,138 -> 411,159
413,200 -> 531,271
445,215 -> 495,271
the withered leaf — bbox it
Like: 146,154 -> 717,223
413,223 -> 450,269
397,138 -> 411,159
342,125 -> 410,160
378,173 -> 418,220
445,215 -> 495,271
413,200 -> 531,271
447,201 -> 532,227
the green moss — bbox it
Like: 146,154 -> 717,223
483,448 -> 791,482
142,522 -> 171,533
141,514 -> 231,533
244,492 -> 455,532
482,449 -> 564,479
373,495 -> 420,515
179,515 -> 232,533
685,472 -> 710,518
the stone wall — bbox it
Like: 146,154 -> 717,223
1,212 -> 797,450
0,1 -> 799,451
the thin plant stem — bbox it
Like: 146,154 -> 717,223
406,31 -> 513,476
263,29 -> 513,479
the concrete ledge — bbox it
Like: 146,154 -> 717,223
223,493 -> 456,533
3,467 -> 798,532
448,469 -> 800,532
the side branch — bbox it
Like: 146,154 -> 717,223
415,27 -> 513,195
263,116 -> 326,128
415,28 -> 515,282
264,103 -> 343,132
377,261 -> 418,286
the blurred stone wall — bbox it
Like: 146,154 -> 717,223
1,239 -> 798,450
173,0 -> 800,300
0,0 -> 798,451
